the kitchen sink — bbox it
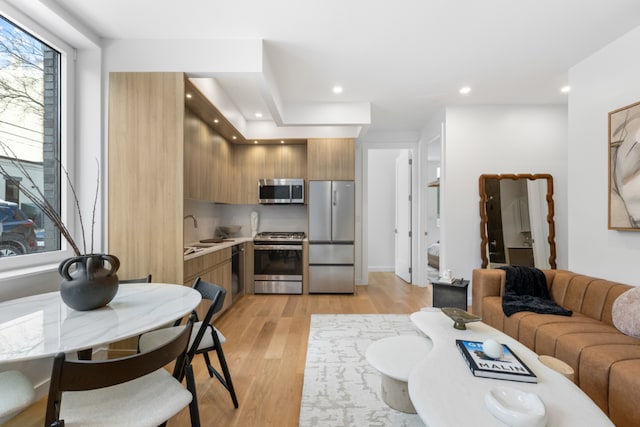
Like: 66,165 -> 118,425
192,243 -> 217,248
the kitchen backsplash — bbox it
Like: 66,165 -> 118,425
183,199 -> 307,243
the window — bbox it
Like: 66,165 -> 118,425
4,176 -> 19,203
0,14 -> 62,258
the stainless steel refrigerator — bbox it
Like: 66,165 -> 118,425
308,180 -> 355,293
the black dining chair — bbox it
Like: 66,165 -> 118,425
119,274 -> 152,283
138,277 -> 239,408
45,314 -> 200,427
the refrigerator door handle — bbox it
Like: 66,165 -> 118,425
333,189 -> 337,206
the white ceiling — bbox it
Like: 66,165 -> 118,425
40,0 -> 640,138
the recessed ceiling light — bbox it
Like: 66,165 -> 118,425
232,136 -> 237,140
254,140 -> 258,144
561,85 -> 571,93
186,93 -> 192,99
459,86 -> 471,95
332,86 -> 343,94
255,112 -> 263,118
280,140 -> 285,144
213,119 -> 219,124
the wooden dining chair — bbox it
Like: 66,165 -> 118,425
139,277 -> 239,408
45,314 -> 200,427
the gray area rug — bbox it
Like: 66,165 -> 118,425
299,314 -> 426,427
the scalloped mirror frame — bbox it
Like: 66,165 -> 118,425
479,173 -> 556,269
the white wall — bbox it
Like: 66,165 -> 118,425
418,110 -> 445,284
443,105 -> 568,288
568,25 -> 640,285
367,149 -> 403,271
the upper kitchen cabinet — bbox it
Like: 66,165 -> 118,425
183,79 -> 234,204
307,138 -> 355,180
184,108 -> 232,203
108,72 -> 185,283
231,144 -> 307,204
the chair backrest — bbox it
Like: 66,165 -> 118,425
192,277 -> 226,322
120,274 -> 152,283
45,314 -> 195,425
186,278 -> 226,356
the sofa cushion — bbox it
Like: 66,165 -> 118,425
612,286 -> 640,338
553,332 -> 640,386
534,322 -> 620,359
579,344 -> 640,414
517,312 -> 601,350
609,359 -> 640,427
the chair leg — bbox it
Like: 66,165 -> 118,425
210,330 -> 239,409
202,352 -> 216,379
184,363 -> 201,427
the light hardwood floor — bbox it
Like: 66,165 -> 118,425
7,273 -> 432,427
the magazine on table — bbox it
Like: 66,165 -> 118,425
456,339 -> 537,383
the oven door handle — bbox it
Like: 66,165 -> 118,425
254,244 -> 303,251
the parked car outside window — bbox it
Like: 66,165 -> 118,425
0,200 -> 37,256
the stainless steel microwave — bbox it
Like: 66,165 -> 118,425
258,179 -> 304,204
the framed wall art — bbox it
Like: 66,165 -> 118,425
609,100 -> 640,230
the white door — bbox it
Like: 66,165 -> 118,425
395,150 -> 412,283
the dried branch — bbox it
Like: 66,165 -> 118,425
0,139 -> 98,256
91,159 -> 99,254
59,161 -> 87,253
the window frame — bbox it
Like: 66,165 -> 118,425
0,5 -> 77,271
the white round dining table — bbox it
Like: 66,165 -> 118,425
0,283 -> 201,363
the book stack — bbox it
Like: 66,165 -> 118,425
456,340 -> 537,383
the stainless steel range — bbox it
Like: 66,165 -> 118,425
254,231 -> 305,294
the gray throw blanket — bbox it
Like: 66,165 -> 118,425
500,266 -> 572,317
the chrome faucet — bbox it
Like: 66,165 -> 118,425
184,214 -> 198,228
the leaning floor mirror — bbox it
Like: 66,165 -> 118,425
479,174 -> 556,269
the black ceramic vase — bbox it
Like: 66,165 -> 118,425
58,254 -> 120,311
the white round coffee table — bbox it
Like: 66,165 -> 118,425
366,335 -> 433,413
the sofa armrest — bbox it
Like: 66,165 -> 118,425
471,268 -> 505,318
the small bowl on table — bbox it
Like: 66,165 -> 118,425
441,307 -> 482,330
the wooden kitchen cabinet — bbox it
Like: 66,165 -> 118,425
307,138 -> 355,180
231,144 -> 307,204
108,72 -> 186,356
240,241 -> 254,295
184,248 -> 233,321
184,106 -> 233,203
108,72 -> 185,284
184,108 -> 214,201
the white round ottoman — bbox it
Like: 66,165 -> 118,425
366,335 -> 433,413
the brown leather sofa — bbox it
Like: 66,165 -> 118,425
471,268 -> 640,427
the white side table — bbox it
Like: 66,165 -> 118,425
366,335 -> 433,413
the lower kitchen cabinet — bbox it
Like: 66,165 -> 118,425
184,247 -> 232,322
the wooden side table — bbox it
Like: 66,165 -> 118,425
432,279 -> 469,310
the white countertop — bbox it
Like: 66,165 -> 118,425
183,237 -> 253,261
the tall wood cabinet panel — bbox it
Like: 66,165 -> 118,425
307,138 -> 355,180
108,72 -> 185,284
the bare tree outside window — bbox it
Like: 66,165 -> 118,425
0,15 -> 61,257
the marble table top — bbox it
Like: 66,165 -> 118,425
0,283 -> 201,363
408,309 -> 614,426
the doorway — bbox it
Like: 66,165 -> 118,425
366,148 -> 412,283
